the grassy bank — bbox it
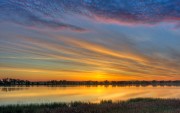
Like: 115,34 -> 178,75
1,98 -> 180,113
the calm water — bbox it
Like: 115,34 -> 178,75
0,86 -> 180,106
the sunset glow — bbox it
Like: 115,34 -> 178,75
0,0 -> 180,81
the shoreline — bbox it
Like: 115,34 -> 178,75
1,78 -> 180,86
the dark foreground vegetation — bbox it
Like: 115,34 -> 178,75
1,98 -> 180,113
1,78 -> 180,86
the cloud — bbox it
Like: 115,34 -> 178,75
0,0 -> 179,30
0,0 -> 86,31
1,34 -> 180,80
80,0 -> 180,27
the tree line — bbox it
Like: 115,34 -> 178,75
0,78 -> 180,86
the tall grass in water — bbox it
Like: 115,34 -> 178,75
0,98 -> 180,113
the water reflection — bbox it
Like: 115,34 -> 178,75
0,86 -> 180,105
1,87 -> 29,92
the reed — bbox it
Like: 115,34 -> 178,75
1,98 -> 180,113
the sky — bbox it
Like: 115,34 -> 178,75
0,0 -> 180,81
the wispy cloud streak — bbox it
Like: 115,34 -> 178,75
1,34 -> 180,80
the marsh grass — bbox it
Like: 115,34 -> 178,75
1,98 -> 180,113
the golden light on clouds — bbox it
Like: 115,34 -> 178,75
0,28 -> 180,81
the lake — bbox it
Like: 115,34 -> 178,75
0,85 -> 180,106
